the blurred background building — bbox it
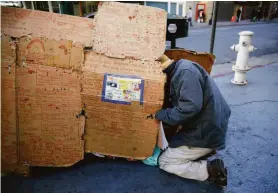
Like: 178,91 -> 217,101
1,1 -> 277,22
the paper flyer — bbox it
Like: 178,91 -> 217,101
102,74 -> 144,105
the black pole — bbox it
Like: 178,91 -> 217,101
209,2 -> 214,25
170,38 -> 176,49
209,1 -> 219,54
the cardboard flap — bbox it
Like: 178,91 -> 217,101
1,7 -> 94,46
164,49 -> 215,74
92,2 -> 167,60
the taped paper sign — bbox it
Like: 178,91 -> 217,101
102,74 -> 144,105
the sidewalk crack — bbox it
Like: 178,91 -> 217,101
229,100 -> 278,107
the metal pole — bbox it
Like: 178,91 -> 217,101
48,1 -> 53,13
170,38 -> 176,49
209,1 -> 219,54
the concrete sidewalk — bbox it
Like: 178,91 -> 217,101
191,19 -> 278,29
211,52 -> 278,78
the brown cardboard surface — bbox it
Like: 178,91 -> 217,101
1,162 -> 30,176
1,7 -> 94,46
1,4 -> 167,167
1,35 -> 30,174
92,2 -> 167,60
82,51 -> 165,159
14,37 -> 85,166
81,72 -> 164,108
17,36 -> 83,70
164,49 -> 215,74
82,51 -> 165,81
84,102 -> 159,159
16,63 -> 85,166
1,35 -> 18,165
1,34 -> 85,167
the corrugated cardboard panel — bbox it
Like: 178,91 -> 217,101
164,49 -> 215,74
1,7 -> 94,46
81,51 -> 165,109
1,162 -> 30,176
83,100 -> 159,159
92,2 -> 167,60
81,72 -> 164,107
82,94 -> 163,116
82,51 -> 165,81
16,63 -> 85,166
17,36 -> 83,70
81,51 -> 164,159
1,35 -> 18,165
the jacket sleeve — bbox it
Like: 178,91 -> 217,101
155,70 -> 203,126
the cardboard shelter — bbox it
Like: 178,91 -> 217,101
1,2 -> 215,173
1,2 -> 167,172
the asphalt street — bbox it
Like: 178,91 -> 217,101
175,22 -> 278,64
2,62 -> 278,193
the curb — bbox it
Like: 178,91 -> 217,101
212,62 -> 277,79
192,20 -> 278,30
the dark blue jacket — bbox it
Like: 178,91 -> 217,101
155,59 -> 231,150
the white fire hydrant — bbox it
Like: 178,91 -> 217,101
230,31 -> 257,85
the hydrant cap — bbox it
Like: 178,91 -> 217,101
239,31 -> 254,36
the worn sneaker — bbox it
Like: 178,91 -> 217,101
207,159 -> 227,187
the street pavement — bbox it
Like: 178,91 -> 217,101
2,57 -> 278,193
192,19 -> 278,29
175,22 -> 278,64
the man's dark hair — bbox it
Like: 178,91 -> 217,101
189,7 -> 191,10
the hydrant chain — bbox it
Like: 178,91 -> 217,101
230,31 -> 257,85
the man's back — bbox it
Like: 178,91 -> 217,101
163,59 -> 231,150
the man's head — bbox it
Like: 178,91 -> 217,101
189,7 -> 191,10
158,54 -> 173,70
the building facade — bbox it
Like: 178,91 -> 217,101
10,1 -> 277,23
144,1 -> 213,23
144,1 -> 186,17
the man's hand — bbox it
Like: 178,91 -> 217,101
154,113 -> 160,126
